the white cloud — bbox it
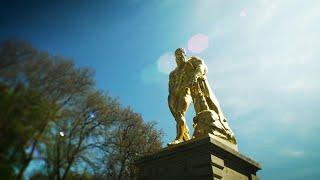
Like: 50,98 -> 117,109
296,2 -> 320,30
176,2 -> 320,178
278,112 -> 296,124
281,80 -> 314,93
146,1 -> 320,152
255,0 -> 278,29
282,148 -> 305,158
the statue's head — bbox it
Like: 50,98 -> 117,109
175,48 -> 186,67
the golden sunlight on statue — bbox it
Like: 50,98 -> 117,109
168,48 -> 237,146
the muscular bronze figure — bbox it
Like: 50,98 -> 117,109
168,48 -> 236,145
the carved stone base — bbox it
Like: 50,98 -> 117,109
135,134 -> 261,180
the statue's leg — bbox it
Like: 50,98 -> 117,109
168,95 -> 178,141
175,90 -> 192,141
175,112 -> 189,141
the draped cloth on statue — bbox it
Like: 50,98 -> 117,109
185,58 -> 237,144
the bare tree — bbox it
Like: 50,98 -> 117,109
0,40 -> 163,180
0,40 -> 94,179
97,108 -> 163,180
41,90 -> 121,180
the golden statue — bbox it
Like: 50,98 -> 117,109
168,48 -> 236,146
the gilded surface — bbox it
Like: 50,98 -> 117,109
168,48 -> 236,145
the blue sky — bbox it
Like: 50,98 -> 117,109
1,0 -> 320,179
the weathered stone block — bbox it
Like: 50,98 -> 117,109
135,134 -> 261,180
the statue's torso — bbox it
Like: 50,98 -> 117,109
169,58 -> 203,96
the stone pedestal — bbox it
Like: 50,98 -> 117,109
135,134 -> 261,180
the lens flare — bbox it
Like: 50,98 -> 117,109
187,34 -> 209,53
157,52 -> 175,74
240,10 -> 247,17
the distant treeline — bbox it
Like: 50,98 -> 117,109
0,40 -> 163,180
